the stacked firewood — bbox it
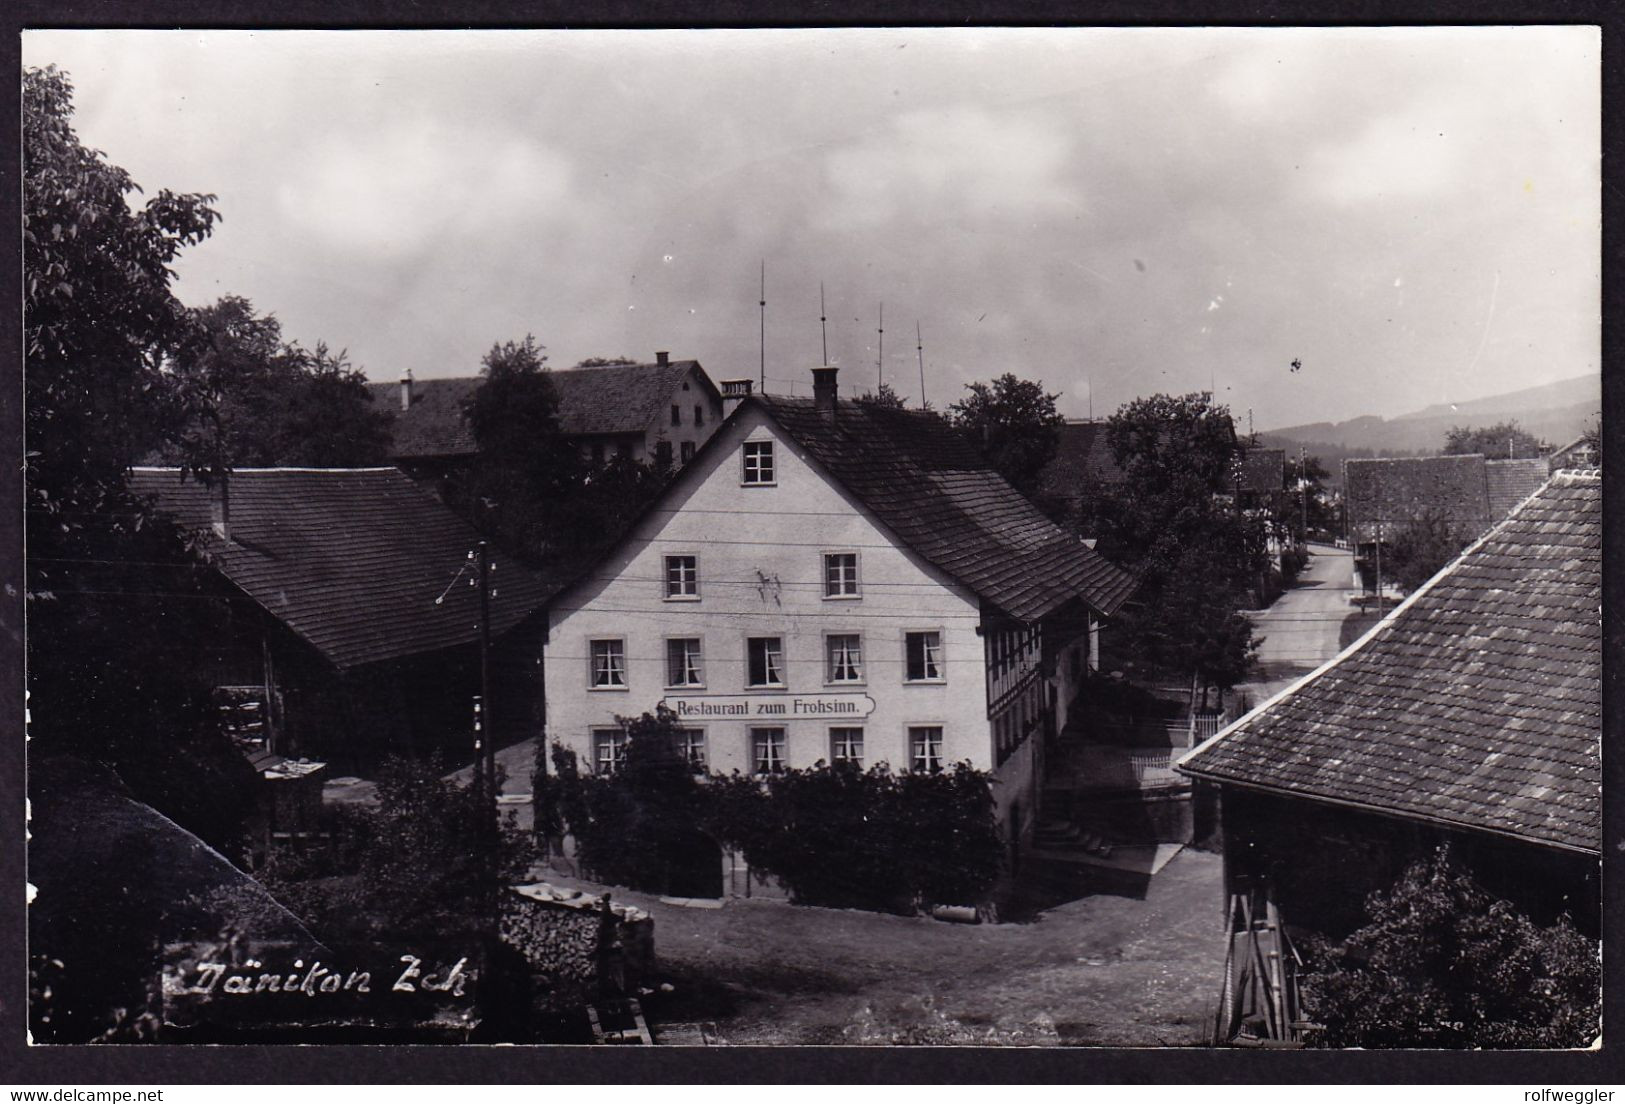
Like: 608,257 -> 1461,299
499,884 -> 653,1013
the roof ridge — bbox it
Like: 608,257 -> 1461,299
131,465 -> 402,474
1551,468 -> 1602,484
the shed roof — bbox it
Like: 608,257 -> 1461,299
758,397 -> 1137,621
1343,454 -> 1492,535
369,360 -> 711,460
1486,458 -> 1554,517
1038,421 -> 1127,502
130,467 -> 555,671
1237,447 -> 1286,494
1180,471 -> 1600,853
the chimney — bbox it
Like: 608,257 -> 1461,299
210,471 -> 231,544
655,350 -> 670,367
720,378 -> 753,417
812,366 -> 839,420
399,369 -> 413,412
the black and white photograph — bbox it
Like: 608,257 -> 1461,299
18,23 -> 1602,1059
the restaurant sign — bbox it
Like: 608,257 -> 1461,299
660,693 -> 875,720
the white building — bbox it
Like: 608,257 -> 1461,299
543,366 -> 1136,872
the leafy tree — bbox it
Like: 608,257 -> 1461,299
24,64 -> 218,552
1287,453 -> 1337,540
1581,420 -> 1601,469
573,356 -> 639,368
948,373 -> 1065,497
1084,393 -> 1263,705
854,382 -> 909,409
1443,420 -> 1549,459
1383,508 -> 1475,595
1302,846 -> 1599,1048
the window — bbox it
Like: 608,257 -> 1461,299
751,727 -> 786,774
747,637 -> 785,687
664,554 -> 698,598
694,404 -> 704,426
679,728 -> 707,769
671,404 -> 682,426
666,638 -> 704,688
830,727 -> 864,767
656,440 -> 673,468
905,631 -> 944,682
589,639 -> 626,689
593,728 -> 627,774
742,440 -> 775,484
825,633 -> 864,684
680,440 -> 696,464
909,726 -> 944,773
823,552 -> 860,597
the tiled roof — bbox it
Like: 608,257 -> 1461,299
130,467 -> 556,670
1343,455 -> 1491,538
369,360 -> 710,459
1180,471 -> 1600,853
1237,448 -> 1286,494
1485,458 -> 1551,518
1038,421 -> 1127,501
757,397 -> 1138,621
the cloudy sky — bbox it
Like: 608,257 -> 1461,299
25,27 -> 1599,429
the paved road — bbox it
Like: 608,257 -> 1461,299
1240,543 -> 1358,706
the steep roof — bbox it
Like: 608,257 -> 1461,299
756,397 -> 1137,621
1180,471 -> 1601,853
130,467 -> 555,671
1237,447 -> 1286,494
1038,421 -> 1127,502
1485,458 -> 1552,518
1343,454 -> 1491,537
369,359 -> 711,460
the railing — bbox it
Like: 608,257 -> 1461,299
1129,748 -> 1178,780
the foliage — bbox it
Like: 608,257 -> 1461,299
1581,420 -> 1601,469
948,373 -> 1065,497
1443,420 -> 1549,459
1082,393 -> 1263,700
549,710 -> 1004,913
573,356 -> 639,368
1286,453 -> 1338,539
1383,508 -> 1475,595
448,335 -> 672,576
1279,543 -> 1309,583
855,382 -> 909,409
164,295 -> 391,471
1301,846 -> 1600,1048
355,756 -> 528,944
24,64 -> 218,557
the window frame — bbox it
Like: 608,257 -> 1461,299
678,726 -> 707,770
903,628 -> 947,684
823,630 -> 866,686
745,635 -> 788,689
693,404 -> 704,427
588,637 -> 629,691
750,726 -> 787,775
907,724 -> 945,774
671,404 -> 682,426
680,439 -> 696,464
664,635 -> 706,690
821,550 -> 862,599
663,553 -> 701,601
592,726 -> 628,775
829,726 -> 865,768
741,439 -> 777,486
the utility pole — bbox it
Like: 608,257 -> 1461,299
759,261 -> 766,393
915,321 -> 926,408
820,282 -> 828,366
877,302 -> 884,392
477,541 -> 494,797
1299,445 -> 1308,541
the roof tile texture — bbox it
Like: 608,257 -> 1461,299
1181,471 -> 1600,853
130,468 -> 555,670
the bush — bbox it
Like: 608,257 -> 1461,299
1300,846 -> 1600,1048
1280,543 -> 1309,583
551,711 -> 1005,913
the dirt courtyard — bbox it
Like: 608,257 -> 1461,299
579,847 -> 1227,1047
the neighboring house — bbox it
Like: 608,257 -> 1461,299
543,366 -> 1137,891
369,353 -> 725,479
1036,420 -> 1127,528
1548,433 -> 1599,472
1342,453 -> 1550,591
1179,470 -> 1600,941
130,467 -> 555,772
1234,447 -> 1286,511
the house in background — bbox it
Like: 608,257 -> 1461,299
1548,432 -> 1599,472
542,366 -> 1137,898
1342,453 -> 1551,593
1180,470 -> 1600,945
130,467 -> 556,774
370,353 -> 725,480
1036,420 -> 1127,530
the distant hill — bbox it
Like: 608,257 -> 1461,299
1259,373 -> 1599,485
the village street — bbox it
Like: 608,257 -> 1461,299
1238,543 -> 1357,706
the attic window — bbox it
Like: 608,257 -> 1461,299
742,440 -> 775,485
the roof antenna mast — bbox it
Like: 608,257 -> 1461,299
915,321 -> 926,408
820,282 -> 829,366
877,302 -> 884,392
759,260 -> 766,393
